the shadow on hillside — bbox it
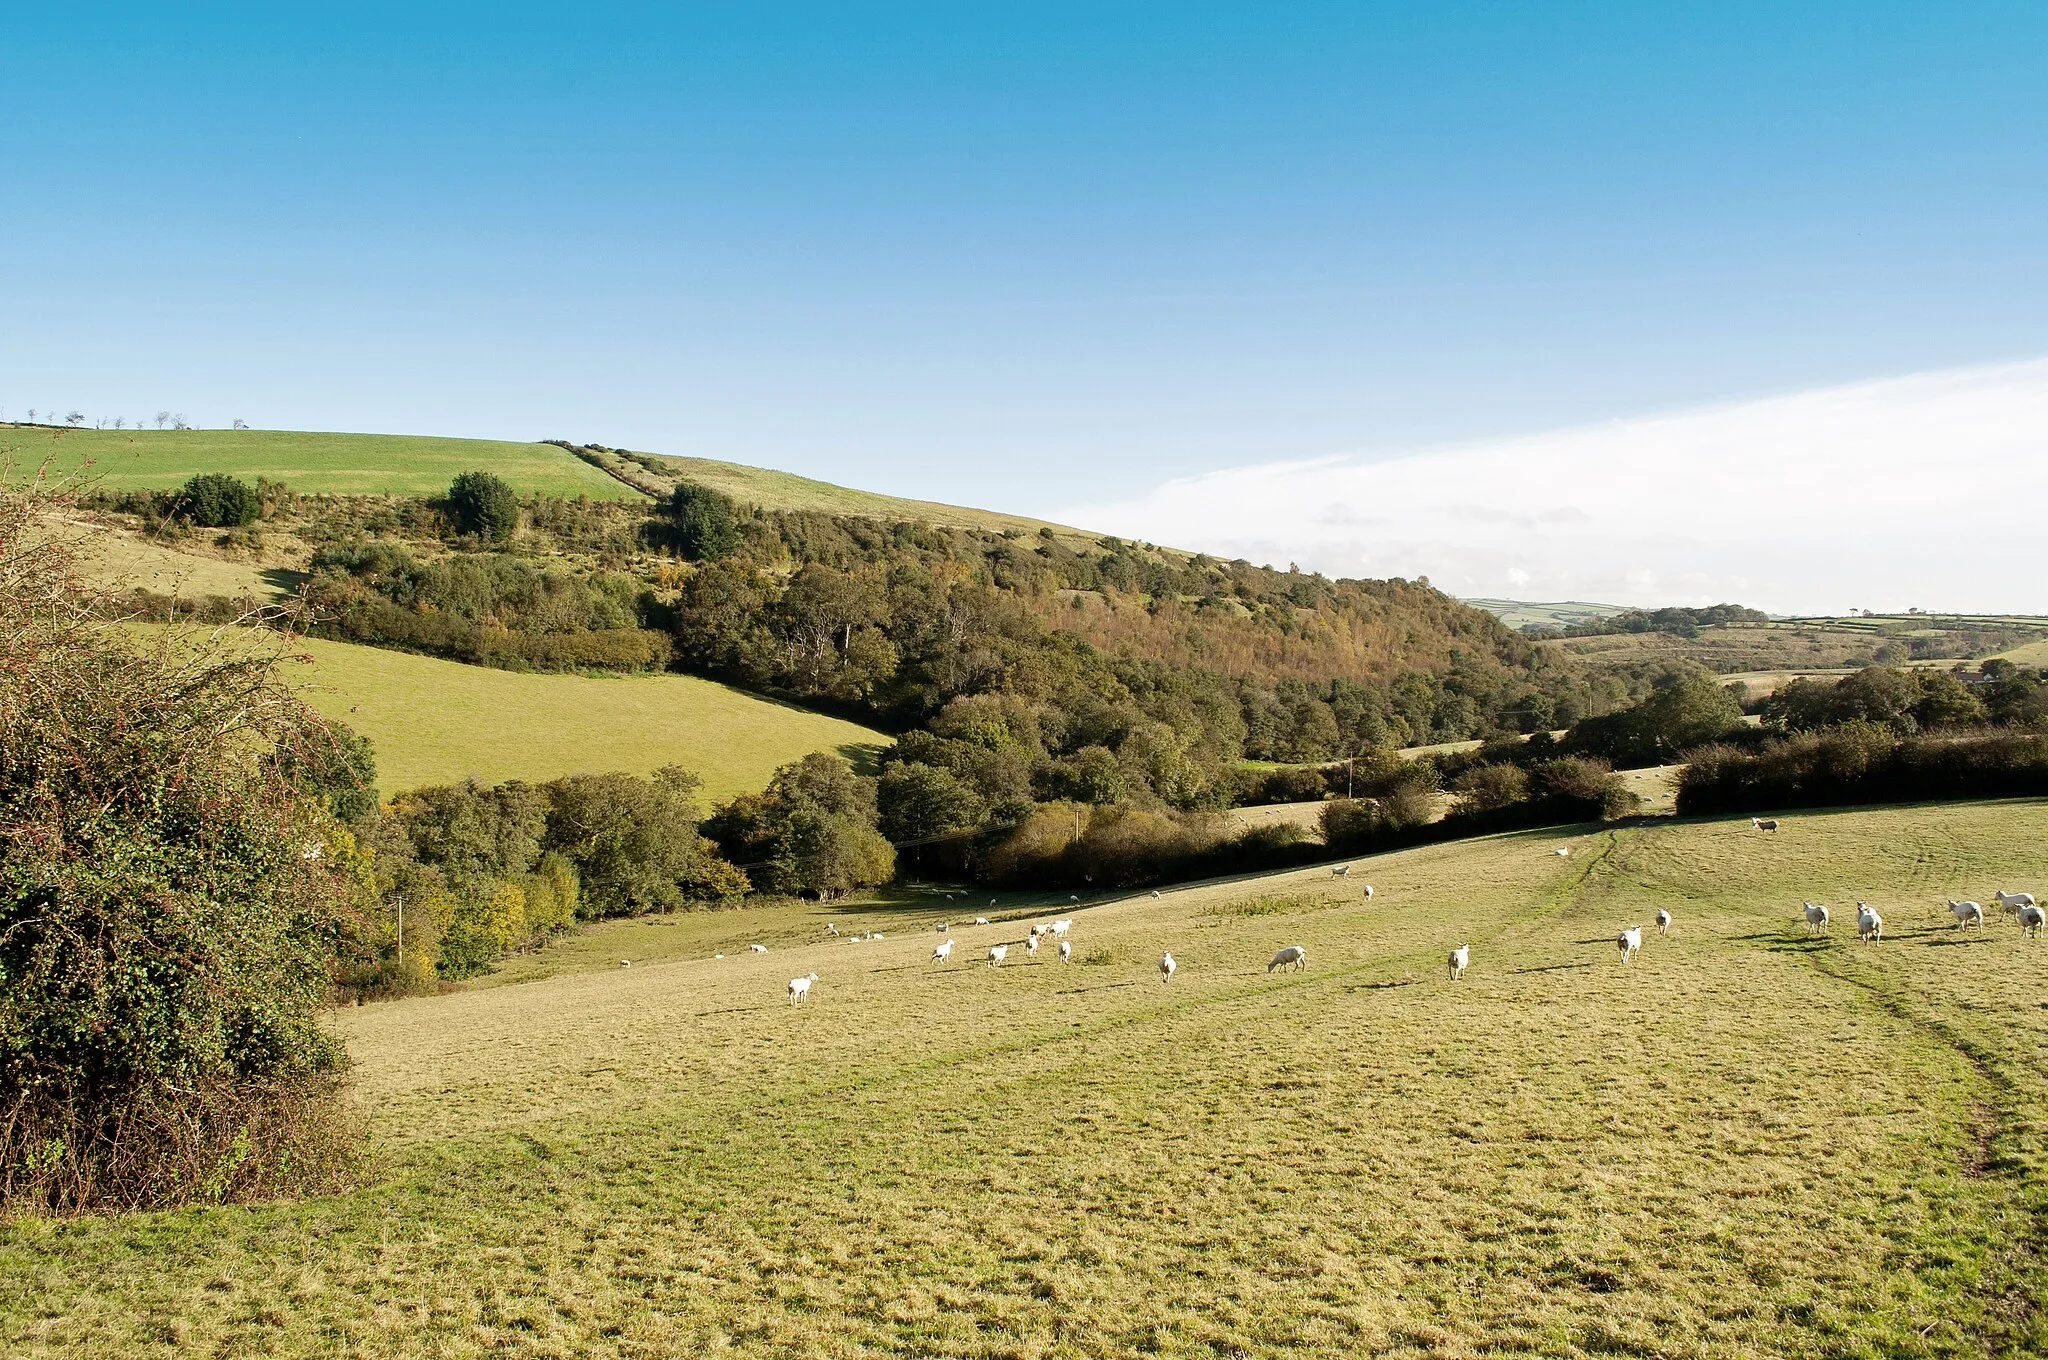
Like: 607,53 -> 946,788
1510,962 -> 1594,975
261,566 -> 310,597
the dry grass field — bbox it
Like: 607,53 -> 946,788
6,801 -> 2048,1356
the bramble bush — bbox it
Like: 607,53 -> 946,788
0,474 -> 366,1212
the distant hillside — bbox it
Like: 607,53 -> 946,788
5,426 -> 639,500
558,441 -> 1102,543
283,634 -> 887,798
1463,598 -> 1630,631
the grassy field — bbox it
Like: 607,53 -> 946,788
610,448 -> 1095,539
277,634 -> 888,799
5,426 -> 639,499
1464,598 -> 1628,631
7,800 -> 2048,1356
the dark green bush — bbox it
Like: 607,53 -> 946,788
664,481 -> 741,561
177,472 -> 259,527
447,470 -> 519,541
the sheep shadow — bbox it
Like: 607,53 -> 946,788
694,1005 -> 767,1017
1346,979 -> 1417,992
1510,962 -> 1594,976
1056,982 -> 1140,996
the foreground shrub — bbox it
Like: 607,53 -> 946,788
0,477 -> 364,1212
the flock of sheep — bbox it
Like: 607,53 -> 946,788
1802,889 -> 2043,943
764,834 -> 2044,1005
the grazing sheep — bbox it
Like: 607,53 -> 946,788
1151,890 -> 1161,898
1267,944 -> 1308,973
825,923 -> 839,936
620,959 -> 631,968
1026,934 -> 1040,958
1655,909 -> 1672,936
1159,951 -> 1177,982
2019,904 -> 2047,938
1948,899 -> 1986,930
1995,890 -> 2037,917
1363,885 -> 1374,900
788,972 -> 820,1004
1617,927 -> 1642,964
1448,944 -> 1469,981
1857,903 -> 1884,943
936,922 -> 949,934
1051,919 -> 1073,937
933,939 -> 954,964
872,933 -> 885,941
1803,901 -> 1831,933
974,916 -> 991,925
1753,817 -> 1780,832
749,943 -> 769,953
1332,865 -> 1350,877
1554,847 -> 1571,857
714,953 -> 724,959
1059,939 -> 1072,962
1069,895 -> 1080,904
987,944 -> 1008,967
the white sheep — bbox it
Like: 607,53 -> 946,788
1151,890 -> 1161,898
974,916 -> 991,925
1026,933 -> 1040,958
873,933 -> 886,941
1948,899 -> 1986,930
1995,889 -> 2037,912
1617,927 -> 1642,964
1803,901 -> 1830,933
1159,951 -> 1176,982
1857,903 -> 1884,943
749,943 -> 769,953
1448,943 -> 1469,980
1267,944 -> 1308,973
1069,895 -> 1080,904
620,959 -> 631,968
1058,939 -> 1072,962
1753,817 -> 1780,832
1362,885 -> 1374,900
1554,847 -> 1571,857
1654,909 -> 1672,936
933,939 -> 954,964
936,922 -> 950,934
987,944 -> 1008,967
2019,904 -> 2047,938
1332,865 -> 1350,877
1050,919 -> 1073,937
825,923 -> 839,936
788,972 -> 819,1004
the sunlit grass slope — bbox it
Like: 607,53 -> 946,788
283,634 -> 886,799
5,426 -> 639,499
8,801 -> 2048,1356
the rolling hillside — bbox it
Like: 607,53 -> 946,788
5,426 -> 639,499
280,633 -> 887,799
12,799 -> 2048,1355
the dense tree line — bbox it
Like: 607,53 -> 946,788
1531,603 -> 1770,639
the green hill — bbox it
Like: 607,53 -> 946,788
280,633 -> 886,799
5,426 -> 640,499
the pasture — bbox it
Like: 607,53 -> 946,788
6,800 -> 2048,1356
6,427 -> 639,499
281,633 -> 888,799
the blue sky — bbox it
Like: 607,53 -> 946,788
4,3 -> 2046,544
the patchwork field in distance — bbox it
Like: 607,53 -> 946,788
4,426 -> 639,499
281,633 -> 888,799
7,800 -> 2047,1357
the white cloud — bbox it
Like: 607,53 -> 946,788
1057,357 -> 2048,614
